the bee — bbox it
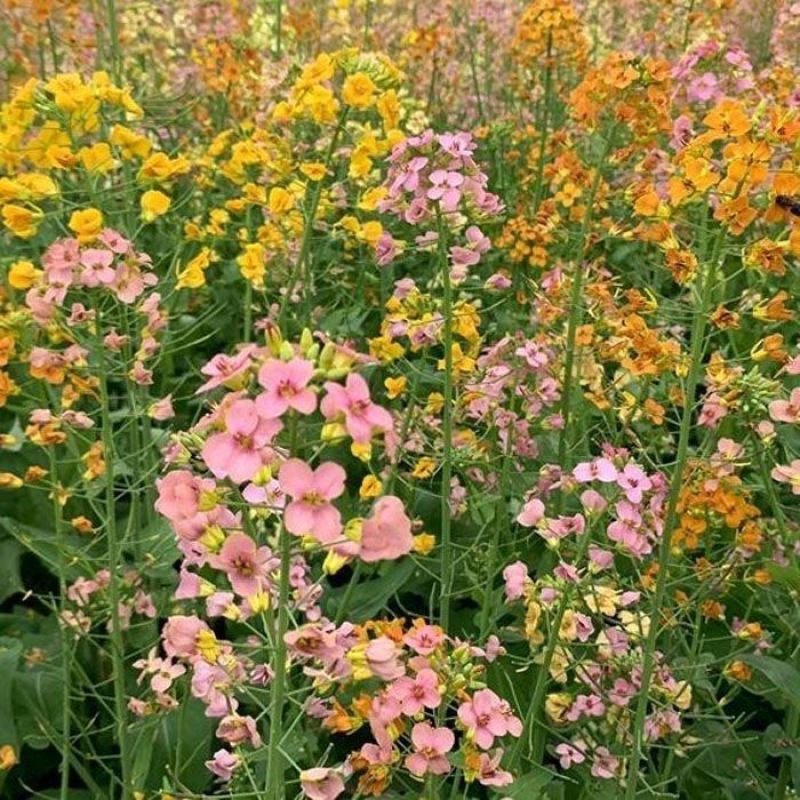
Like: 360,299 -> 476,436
776,195 -> 800,217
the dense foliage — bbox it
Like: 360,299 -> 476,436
0,1 -> 799,799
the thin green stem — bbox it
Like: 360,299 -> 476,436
48,448 -> 72,800
510,531 -> 593,768
278,109 -> 348,328
556,130 -> 616,491
105,0 -> 121,83
478,426 -> 513,639
532,34 -> 553,211
267,522 -> 291,799
275,0 -> 283,58
96,310 -> 132,800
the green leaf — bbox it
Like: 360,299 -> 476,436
329,559 -> 416,621
0,637 -> 22,748
766,564 -> 800,591
739,654 -> 800,710
496,765 -> 555,797
0,538 -> 23,603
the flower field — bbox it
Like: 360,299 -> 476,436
0,1 -> 799,798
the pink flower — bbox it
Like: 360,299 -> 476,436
617,464 -> 652,504
77,247 -> 115,287
300,767 -> 345,800
554,740 -> 587,769
149,394 -> 175,421
366,636 -> 404,681
590,746 -> 619,779
206,749 -> 239,781
359,495 -> 413,562
458,688 -> 522,750
202,399 -> 281,483
155,470 -> 211,524
211,533 -> 273,597
280,459 -> 346,544
517,497 -> 544,527
474,749 -> 513,787
772,460 -> 800,494
687,71 -> 719,102
769,388 -> 800,424
573,458 -> 618,483
403,623 -> 444,655
502,561 -> 528,601
196,346 -> 258,393
427,169 -> 464,211
405,722 -> 454,777
321,373 -> 393,443
216,714 -> 262,747
162,614 -> 210,659
256,358 -> 317,418
388,668 -> 441,715
134,648 -> 186,694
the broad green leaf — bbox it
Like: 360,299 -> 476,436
329,558 -> 416,621
496,764 -> 555,797
0,538 -> 23,603
739,654 -> 800,710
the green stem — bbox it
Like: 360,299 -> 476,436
48,448 -> 72,800
96,312 -> 132,800
244,282 -> 253,343
623,227 -> 723,800
510,531 -> 593,768
105,0 -> 121,83
275,0 -> 283,58
278,109 -> 348,328
266,520 -> 291,799
437,219 -> 454,633
556,130 -> 616,490
753,442 -> 799,800
532,34 -> 553,212
478,425 -> 513,639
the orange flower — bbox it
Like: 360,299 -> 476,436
703,99 -> 751,140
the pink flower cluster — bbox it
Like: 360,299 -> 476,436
26,230 -> 157,324
286,617 -> 520,796
63,568 -> 156,637
516,448 -> 667,560
377,129 -> 503,281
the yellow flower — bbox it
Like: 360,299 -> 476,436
411,457 -> 437,480
71,516 -> 95,535
359,475 -> 383,499
81,441 -> 106,481
138,152 -> 190,182
177,247 -> 215,290
0,744 -> 17,771
376,89 -> 401,129
15,173 -> 58,200
2,204 -> 43,238
343,72 -> 377,108
140,190 -> 171,222
68,208 -> 103,243
8,259 -> 38,290
268,187 -> 295,216
0,473 -> 23,490
359,186 -> 388,211
412,533 -> 436,555
237,242 -> 267,288
426,392 -> 444,415
110,125 -> 152,159
300,162 -> 327,181
384,376 -> 406,399
79,142 -> 116,173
